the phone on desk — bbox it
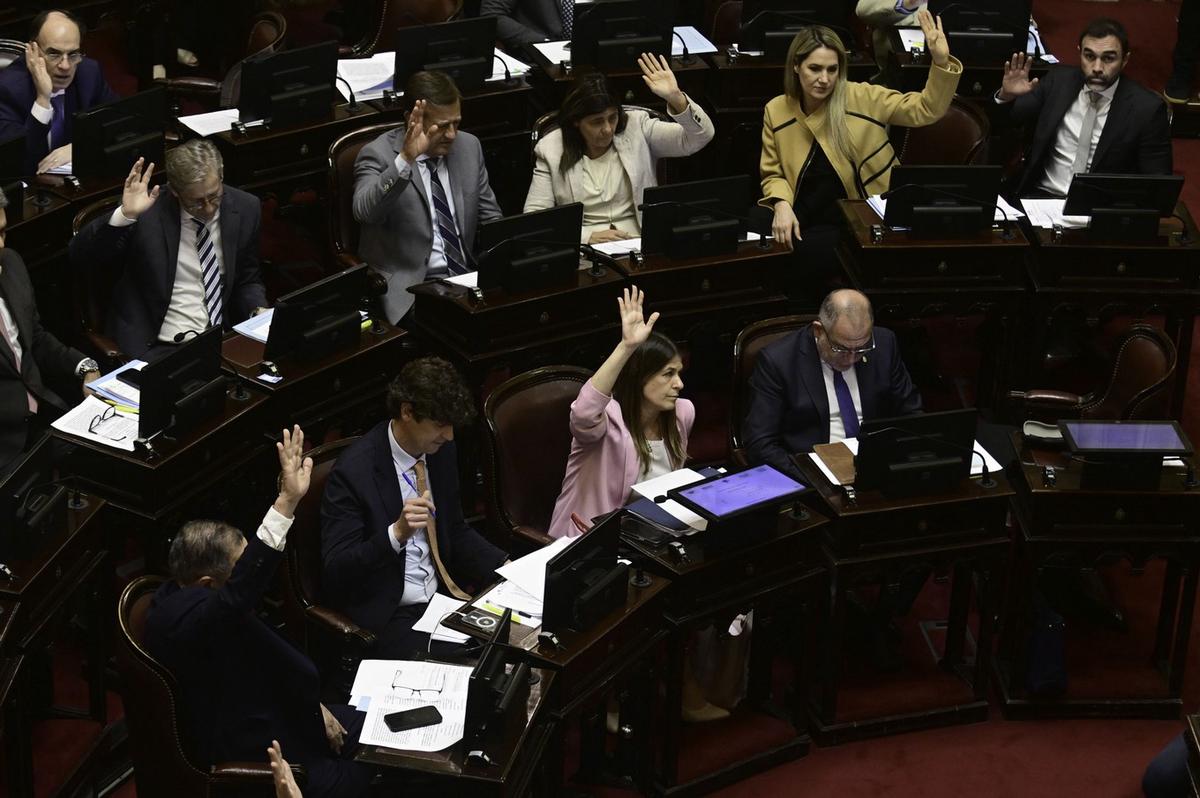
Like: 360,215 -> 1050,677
384,705 -> 443,733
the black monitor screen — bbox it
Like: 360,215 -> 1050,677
0,133 -> 24,179
740,0 -> 856,54
927,0 -> 1031,53
138,327 -> 225,438
641,175 -> 754,258
542,510 -> 622,634
239,41 -> 338,126
1062,174 -> 1184,217
570,0 -> 676,70
855,408 -> 978,494
73,88 -> 167,182
476,202 -> 583,292
394,17 -> 497,93
882,165 -> 1002,230
265,265 -> 367,361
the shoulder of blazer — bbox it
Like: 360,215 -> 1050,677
764,95 -> 796,132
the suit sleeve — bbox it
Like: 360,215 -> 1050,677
743,350 -> 804,479
640,101 -> 715,158
523,141 -> 555,214
991,68 -> 1050,130
188,537 -> 284,631
855,0 -> 913,27
69,212 -> 137,273
884,332 -> 923,416
1136,98 -> 1173,175
568,381 -> 614,446
230,197 -> 267,316
319,461 -> 400,601
8,252 -> 84,381
759,102 -> 793,207
482,0 -> 554,51
473,138 -> 502,227
351,141 -> 417,225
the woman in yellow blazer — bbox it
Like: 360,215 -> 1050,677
762,9 -> 961,249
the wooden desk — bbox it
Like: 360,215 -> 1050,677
995,440 -> 1200,719
359,668 -> 557,797
887,33 -> 1053,98
797,456 -> 1014,744
623,507 -> 828,796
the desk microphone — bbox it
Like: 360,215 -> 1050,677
860,424 -> 997,489
672,31 -> 695,65
335,76 -> 359,112
636,200 -> 775,250
173,329 -> 253,401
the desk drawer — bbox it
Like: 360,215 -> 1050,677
849,246 -> 1023,287
1029,494 -> 1196,539
1033,247 -> 1197,286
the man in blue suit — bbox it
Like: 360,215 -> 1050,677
0,9 -> 118,175
744,288 -> 922,480
145,426 -> 375,798
321,357 -> 508,658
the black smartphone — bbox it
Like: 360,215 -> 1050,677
383,705 -> 443,734
116,370 -> 143,389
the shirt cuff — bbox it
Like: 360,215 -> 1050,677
107,207 -> 137,227
255,506 -> 294,552
993,90 -> 1012,104
393,153 -> 414,174
30,100 -> 52,126
387,522 -> 404,554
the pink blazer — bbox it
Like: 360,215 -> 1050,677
547,381 -> 695,539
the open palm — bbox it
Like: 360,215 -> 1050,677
618,286 -> 659,348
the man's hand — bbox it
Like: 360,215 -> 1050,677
120,158 -> 160,221
320,704 -> 347,755
588,228 -> 634,244
771,201 -> 802,251
393,491 -> 435,544
273,425 -> 313,518
37,144 -> 71,175
638,52 -> 686,114
917,9 -> 948,68
26,42 -> 53,106
400,100 -> 437,163
81,369 -> 100,398
267,741 -> 302,798
998,52 -> 1039,102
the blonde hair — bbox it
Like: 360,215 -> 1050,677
783,26 -> 853,166
165,139 -> 224,194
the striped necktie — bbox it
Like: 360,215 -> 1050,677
194,218 -> 223,328
422,158 -> 467,276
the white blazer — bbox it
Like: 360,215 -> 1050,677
523,101 -> 716,224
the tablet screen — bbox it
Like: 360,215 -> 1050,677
1061,421 -> 1189,453
674,465 -> 805,518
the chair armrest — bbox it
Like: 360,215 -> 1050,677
305,606 -> 377,646
1016,389 -> 1086,407
211,761 -> 307,787
155,76 -> 223,96
512,525 -> 554,549
83,331 -> 127,369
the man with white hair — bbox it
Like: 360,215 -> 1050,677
69,139 -> 266,359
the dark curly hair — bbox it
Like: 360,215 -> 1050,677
386,356 -> 476,427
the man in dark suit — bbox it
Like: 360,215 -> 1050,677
994,17 -> 1172,197
352,71 -> 501,324
481,0 -> 569,57
0,189 -> 99,477
145,426 -> 375,798
321,357 -> 507,658
69,140 -> 267,359
744,288 -> 922,480
0,9 -> 119,175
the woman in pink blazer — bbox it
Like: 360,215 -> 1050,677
547,285 -> 694,540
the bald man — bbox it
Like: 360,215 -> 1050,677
743,289 -> 922,480
0,9 -> 118,175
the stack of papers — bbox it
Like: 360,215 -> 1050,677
1021,198 -> 1089,230
51,395 -> 139,451
350,659 -> 472,752
533,26 -> 717,65
178,110 -> 266,137
493,536 -> 570,613
335,49 -> 532,103
631,467 -> 708,531
232,308 -> 275,343
87,360 -> 146,409
808,437 -> 1002,486
866,195 -> 1025,228
896,20 -> 1057,63
589,231 -> 763,257
412,593 -> 472,644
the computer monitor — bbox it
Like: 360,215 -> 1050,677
1062,173 -> 1184,242
0,133 -> 24,179
137,327 -> 226,439
855,408 -> 978,497
668,464 -> 807,524
476,203 -> 583,293
394,17 -> 497,94
1059,419 -> 1192,490
264,265 -> 368,362
73,88 -> 167,182
542,510 -> 628,635
570,0 -> 675,71
465,608 -> 530,736
0,437 -> 66,561
641,174 -> 755,259
740,0 -> 856,57
239,41 -> 338,126
927,0 -> 1032,59
882,165 -> 1003,237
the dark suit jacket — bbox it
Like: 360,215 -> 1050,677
320,420 -> 507,634
481,0 -> 566,53
68,188 -> 266,358
744,325 -> 922,479
993,66 -> 1172,196
0,56 -> 118,173
0,247 -> 85,472
144,537 -> 330,768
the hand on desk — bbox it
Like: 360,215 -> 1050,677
120,158 -> 160,221
771,201 -> 801,250
393,492 -> 435,544
588,228 -> 634,244
37,144 -> 71,175
273,425 -> 313,519
267,740 -> 302,798
320,704 -> 347,755
999,52 -> 1039,102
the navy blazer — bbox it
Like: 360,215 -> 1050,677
68,187 -> 267,358
743,325 -> 922,479
144,537 -> 330,768
993,66 -> 1172,196
0,56 -> 118,173
320,421 -> 508,634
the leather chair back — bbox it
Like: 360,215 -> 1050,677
328,122 -> 397,259
730,315 -> 816,462
483,366 -> 591,549
710,1 -> 743,46
0,40 -> 24,71
890,96 -> 990,165
220,11 -> 288,109
1084,324 -> 1177,420
71,196 -> 126,364
348,0 -> 464,57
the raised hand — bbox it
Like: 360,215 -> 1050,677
618,285 -> 659,350
999,52 -> 1039,101
120,158 -> 160,220
267,741 -> 302,798
917,9 -> 949,67
771,201 -> 802,251
26,41 -> 53,105
401,100 -> 438,163
274,425 -> 313,517
638,52 -> 687,113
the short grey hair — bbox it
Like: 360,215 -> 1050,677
818,289 -> 874,330
168,519 -> 244,585
165,139 -> 224,194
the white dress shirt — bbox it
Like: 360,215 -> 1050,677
821,360 -> 864,443
386,424 -> 438,606
395,152 -> 462,278
255,505 -> 294,551
1038,79 -> 1119,196
29,89 -> 65,149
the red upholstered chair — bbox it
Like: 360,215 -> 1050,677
71,196 -> 127,368
709,1 -> 743,46
729,315 -> 817,465
327,121 -> 397,276
341,0 -> 464,57
889,96 -> 990,165
115,575 -> 306,797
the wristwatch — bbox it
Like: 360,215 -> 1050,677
75,357 -> 100,379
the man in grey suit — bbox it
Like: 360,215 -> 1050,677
481,0 -> 569,57
352,71 -> 502,325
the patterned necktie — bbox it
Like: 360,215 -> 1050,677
832,369 -> 860,438
412,459 -> 470,600
422,158 -> 467,276
1071,90 -> 1103,175
49,93 -> 66,150
194,219 -> 224,328
559,0 -> 575,38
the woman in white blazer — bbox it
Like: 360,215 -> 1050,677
523,53 -> 716,244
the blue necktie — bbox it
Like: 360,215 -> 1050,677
833,369 -> 860,438
49,93 -> 66,149
423,158 -> 467,276
194,219 -> 224,328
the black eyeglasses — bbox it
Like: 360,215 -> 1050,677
825,333 -> 876,357
391,670 -> 445,700
88,405 -> 127,442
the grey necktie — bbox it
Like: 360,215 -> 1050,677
1071,90 -> 1103,175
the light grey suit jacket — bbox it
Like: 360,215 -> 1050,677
352,127 -> 502,322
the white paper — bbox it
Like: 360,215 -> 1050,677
809,436 -> 1002,486
477,581 -> 544,619
337,52 -> 396,102
897,21 -> 1054,60
357,661 -> 472,752
591,231 -> 761,257
178,109 -> 266,137
88,359 -> 147,408
46,162 -> 72,175
632,467 -> 708,531
672,26 -> 718,57
1020,198 -> 1089,230
868,194 -> 1025,227
443,271 -> 478,288
494,536 -> 571,600
491,49 -> 532,80
411,593 -> 471,644
533,40 -> 571,65
51,395 -> 138,451
233,307 -> 274,343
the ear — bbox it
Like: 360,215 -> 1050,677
197,575 -> 215,589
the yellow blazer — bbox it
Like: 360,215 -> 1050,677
760,57 -> 962,204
